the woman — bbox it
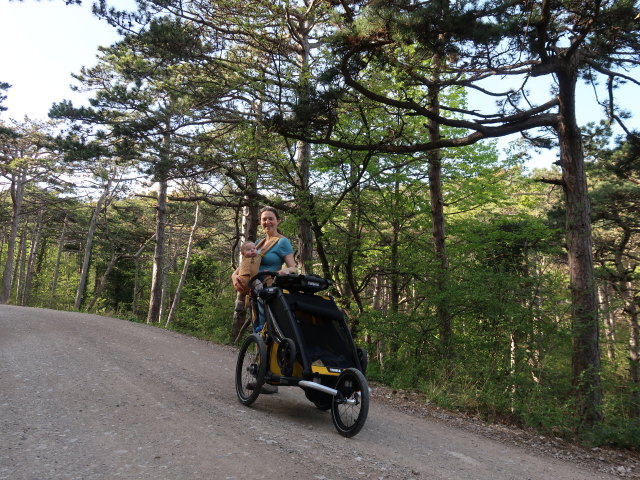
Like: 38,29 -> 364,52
231,206 -> 297,294
233,209 -> 296,395
232,207 -> 297,392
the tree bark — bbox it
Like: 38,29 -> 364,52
313,220 -> 332,281
426,52 -> 453,360
133,258 -> 140,316
609,227 -> 639,415
557,65 -> 602,426
21,208 -> 43,306
85,252 -> 122,312
0,226 -> 6,269
158,223 -> 177,323
598,283 -> 617,362
622,280 -> 640,416
49,215 -> 68,308
372,275 -> 386,367
389,175 -> 401,313
293,14 -> 314,275
146,172 -> 168,324
166,202 -> 200,327
343,200 -> 364,313
14,226 -> 28,305
0,170 -> 26,304
130,234 -> 155,317
295,142 -> 314,275
74,177 -> 112,310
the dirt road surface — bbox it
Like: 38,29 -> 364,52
0,305 -> 632,479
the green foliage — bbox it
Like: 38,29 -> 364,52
167,253 -> 235,343
583,418 -> 640,450
103,259 -> 137,309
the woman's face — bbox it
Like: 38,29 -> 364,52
260,210 -> 279,235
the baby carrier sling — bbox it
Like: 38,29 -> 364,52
240,236 -> 282,332
238,235 -> 282,294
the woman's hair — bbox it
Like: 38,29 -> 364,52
260,206 -> 280,219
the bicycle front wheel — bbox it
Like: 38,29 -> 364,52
235,334 -> 267,406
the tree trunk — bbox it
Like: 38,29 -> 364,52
622,280 -> 640,416
74,178 -> 112,310
557,66 -> 602,426
510,331 -> 518,409
85,252 -> 121,311
389,176 -> 401,313
147,173 -> 168,324
313,221 -> 332,281
0,226 -> 6,269
166,202 -> 200,327
159,223 -> 176,323
598,283 -> 617,361
294,20 -> 314,275
340,191 -> 364,334
0,171 -> 26,304
132,258 -> 140,316
372,275 -> 387,367
426,2 -> 454,362
610,228 -> 639,416
296,140 -> 314,274
49,215 -> 68,308
427,92 -> 453,361
21,208 -> 43,306
14,227 -> 28,305
526,263 -> 545,384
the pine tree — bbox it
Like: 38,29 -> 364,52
298,0 -> 640,428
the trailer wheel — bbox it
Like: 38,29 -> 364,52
331,368 -> 369,437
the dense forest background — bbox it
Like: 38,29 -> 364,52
1,0 -> 639,448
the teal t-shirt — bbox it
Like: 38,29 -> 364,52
258,237 -> 294,272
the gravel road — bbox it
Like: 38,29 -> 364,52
0,305 -> 627,479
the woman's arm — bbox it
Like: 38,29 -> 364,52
277,253 -> 297,275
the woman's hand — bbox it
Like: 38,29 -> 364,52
231,271 -> 245,293
277,266 -> 297,275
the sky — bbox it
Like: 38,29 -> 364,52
1,0 -> 638,171
0,0 -> 131,120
